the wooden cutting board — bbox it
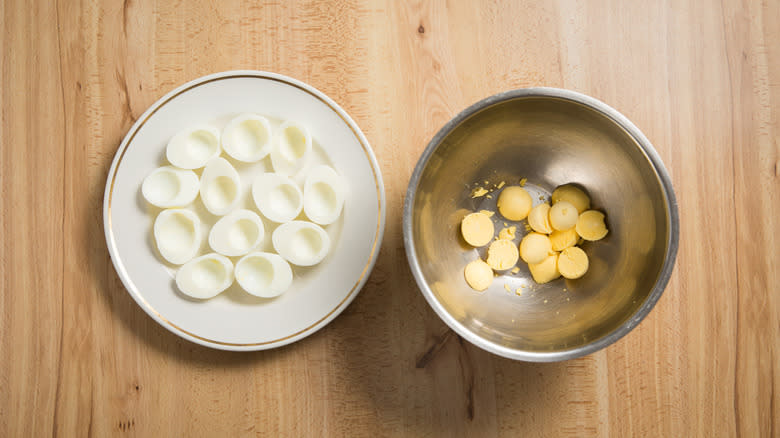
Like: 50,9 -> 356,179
1,0 -> 777,436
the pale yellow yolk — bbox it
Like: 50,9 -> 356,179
549,201 -> 578,231
549,228 -> 579,252
498,226 -> 516,240
519,232 -> 552,264
576,210 -> 608,241
558,246 -> 589,279
464,259 -> 493,291
461,212 -> 494,247
471,187 -> 489,198
528,253 -> 561,284
496,186 -> 532,221
460,180 -> 605,287
528,202 -> 553,234
486,239 -> 519,270
551,184 -> 590,213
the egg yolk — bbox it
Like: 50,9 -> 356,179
464,259 -> 493,291
461,212 -> 494,247
549,201 -> 578,231
558,246 -> 589,279
576,210 -> 608,241
486,239 -> 519,270
498,226 -> 517,240
528,202 -> 553,234
528,253 -> 561,284
549,228 -> 579,252
519,232 -> 552,265
552,184 -> 590,213
497,186 -> 532,221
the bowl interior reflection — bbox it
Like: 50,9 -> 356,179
410,96 -> 670,353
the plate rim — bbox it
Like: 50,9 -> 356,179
103,70 -> 386,351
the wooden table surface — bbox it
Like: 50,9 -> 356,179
2,0 -> 778,436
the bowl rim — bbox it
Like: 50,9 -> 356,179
403,87 -> 679,362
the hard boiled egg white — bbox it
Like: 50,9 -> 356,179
303,165 -> 346,225
142,166 -> 200,208
208,209 -> 265,257
175,253 -> 234,299
166,125 -> 221,169
200,157 -> 241,216
153,209 -> 202,265
252,173 -> 303,223
235,252 -> 293,298
272,220 -> 331,266
270,121 -> 312,177
221,114 -> 273,162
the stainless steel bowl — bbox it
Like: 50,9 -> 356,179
403,88 -> 679,362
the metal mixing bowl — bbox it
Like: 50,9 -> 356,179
403,88 -> 679,362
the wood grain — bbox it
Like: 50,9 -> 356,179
1,0 -> 778,436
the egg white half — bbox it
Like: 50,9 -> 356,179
208,209 -> 265,257
200,157 -> 241,216
270,120 -> 312,177
175,253 -> 234,299
303,165 -> 345,225
221,113 -> 273,162
166,125 -> 221,169
142,166 -> 200,208
251,172 -> 303,223
235,252 -> 293,298
153,209 -> 202,265
272,220 -> 331,266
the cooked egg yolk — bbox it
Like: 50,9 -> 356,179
464,259 -> 493,291
519,232 -> 552,265
549,201 -> 578,231
558,246 -> 589,279
528,253 -> 561,284
549,228 -> 579,252
551,184 -> 590,213
497,186 -> 532,221
460,212 -> 495,247
576,210 -> 609,241
486,239 -> 519,270
528,202 -> 553,234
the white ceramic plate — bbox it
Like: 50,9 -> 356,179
104,71 -> 385,351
